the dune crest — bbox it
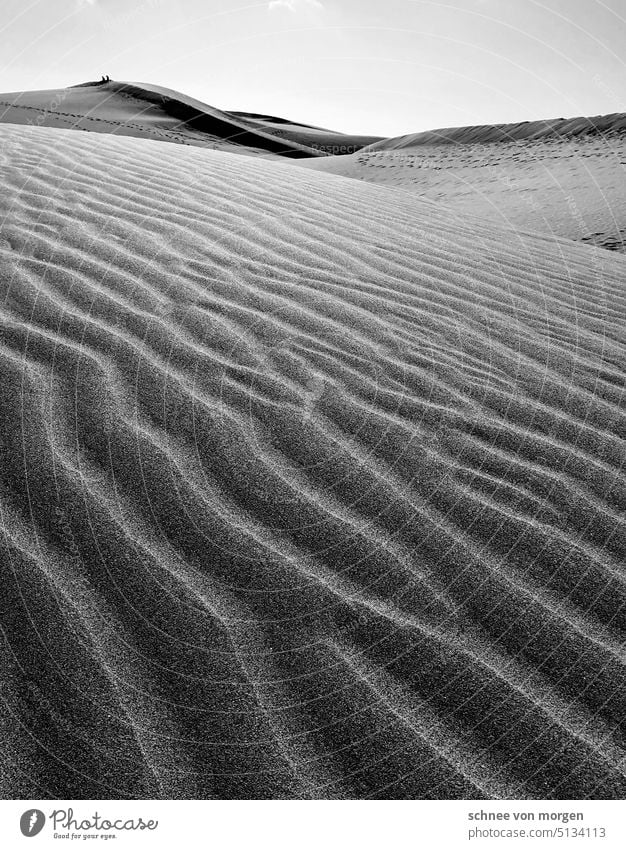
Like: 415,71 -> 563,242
302,115 -> 626,252
0,80 -> 379,158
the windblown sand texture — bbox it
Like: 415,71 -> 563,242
0,123 -> 625,800
302,114 -> 626,252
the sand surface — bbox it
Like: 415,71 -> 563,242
302,116 -> 626,252
0,123 -> 625,800
0,80 -> 380,158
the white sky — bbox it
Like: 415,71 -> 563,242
1,0 -> 625,137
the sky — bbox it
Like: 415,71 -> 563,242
1,0 -> 625,137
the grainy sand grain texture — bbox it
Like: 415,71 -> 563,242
0,125 -> 624,799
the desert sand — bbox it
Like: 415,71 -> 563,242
0,80 -> 380,158
0,97 -> 624,800
301,114 -> 626,252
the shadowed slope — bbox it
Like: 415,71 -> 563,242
228,110 -> 382,155
0,80 -> 380,158
0,125 -> 624,800
301,114 -> 626,252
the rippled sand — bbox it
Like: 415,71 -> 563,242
0,125 -> 624,799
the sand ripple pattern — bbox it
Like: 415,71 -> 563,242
0,125 -> 624,799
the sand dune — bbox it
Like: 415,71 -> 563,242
364,113 -> 626,150
302,114 -> 626,251
229,110 -> 381,155
0,124 -> 625,800
0,80 -> 379,158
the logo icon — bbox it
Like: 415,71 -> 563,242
20,810 -> 45,837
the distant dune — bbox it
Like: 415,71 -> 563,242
228,110 -> 381,155
302,113 -> 626,252
363,113 -> 626,150
0,79 -> 380,158
0,124 -> 624,799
